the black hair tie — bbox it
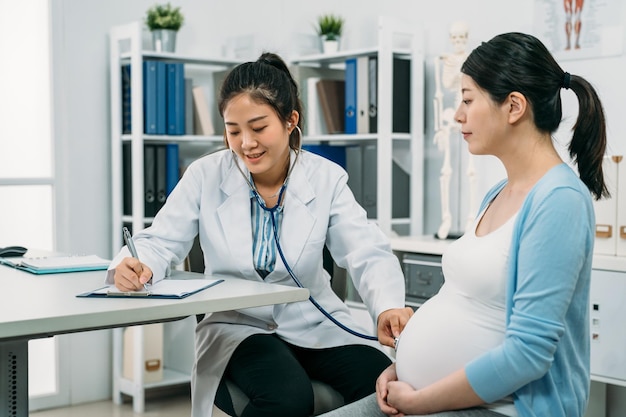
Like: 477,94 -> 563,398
562,72 -> 571,90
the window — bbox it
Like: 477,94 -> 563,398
0,0 -> 57,399
0,0 -> 54,250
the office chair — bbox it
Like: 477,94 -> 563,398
186,237 -> 346,416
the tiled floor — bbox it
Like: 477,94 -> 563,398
29,388 -> 192,417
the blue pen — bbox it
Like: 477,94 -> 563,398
122,227 -> 150,291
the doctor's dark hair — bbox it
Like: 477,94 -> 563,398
461,32 -> 608,200
218,52 -> 303,150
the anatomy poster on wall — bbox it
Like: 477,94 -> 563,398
534,0 -> 623,60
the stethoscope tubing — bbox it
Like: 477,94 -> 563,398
269,211 -> 377,341
232,150 -> 377,341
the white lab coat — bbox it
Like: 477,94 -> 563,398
107,149 -> 406,417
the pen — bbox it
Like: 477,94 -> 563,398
122,227 -> 150,291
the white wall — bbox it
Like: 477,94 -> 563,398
50,0 -> 626,412
51,0 -> 626,254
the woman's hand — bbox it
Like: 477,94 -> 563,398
385,368 -> 486,416
377,307 -> 414,347
376,363 -> 404,416
113,257 -> 153,291
385,381 -> 419,416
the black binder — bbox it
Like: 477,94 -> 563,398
122,142 -> 132,215
393,58 -> 411,133
368,56 -> 377,133
144,144 -> 157,217
155,144 -> 167,213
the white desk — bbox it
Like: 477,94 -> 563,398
389,234 -> 452,256
0,267 -> 309,417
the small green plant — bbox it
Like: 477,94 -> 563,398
316,14 -> 344,41
145,3 -> 184,31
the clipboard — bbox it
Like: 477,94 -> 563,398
77,278 -> 224,299
0,255 -> 110,275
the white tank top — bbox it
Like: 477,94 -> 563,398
396,207 -> 517,406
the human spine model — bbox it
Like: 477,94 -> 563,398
433,21 -> 476,239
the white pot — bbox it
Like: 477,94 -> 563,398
321,37 -> 340,54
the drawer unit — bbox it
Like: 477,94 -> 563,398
590,268 -> 626,384
402,253 -> 444,307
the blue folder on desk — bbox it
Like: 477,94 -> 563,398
0,255 -> 110,275
77,278 -> 223,299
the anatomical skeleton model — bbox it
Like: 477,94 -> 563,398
433,21 -> 477,239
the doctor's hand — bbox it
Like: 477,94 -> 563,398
377,307 -> 414,347
114,257 -> 153,291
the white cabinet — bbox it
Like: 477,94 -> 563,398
290,16 -> 424,237
590,267 -> 626,386
108,21 -> 240,412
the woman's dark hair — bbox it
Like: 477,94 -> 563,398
218,52 -> 303,150
461,32 -> 608,199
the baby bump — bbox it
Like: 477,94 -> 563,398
395,287 -> 505,389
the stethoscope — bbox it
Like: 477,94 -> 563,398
231,149 -> 378,341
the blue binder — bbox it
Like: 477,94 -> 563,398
143,61 -> 156,134
143,60 -> 167,134
344,57 -> 357,134
302,144 -> 346,168
156,61 -> 167,134
167,62 -> 185,135
165,143 -> 180,195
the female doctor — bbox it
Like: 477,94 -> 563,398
107,52 -> 413,417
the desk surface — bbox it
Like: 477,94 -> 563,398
389,235 -> 452,256
0,267 -> 309,342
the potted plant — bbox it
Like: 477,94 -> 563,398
145,3 -> 184,53
316,14 -> 344,54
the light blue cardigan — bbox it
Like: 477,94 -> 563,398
465,163 -> 594,417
